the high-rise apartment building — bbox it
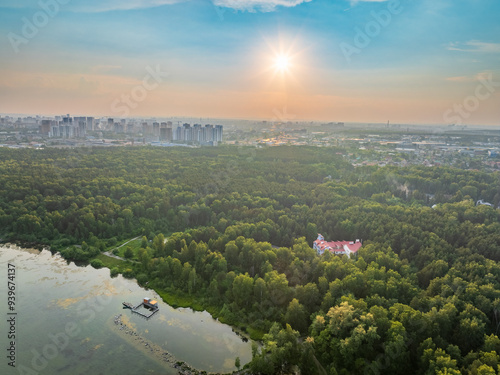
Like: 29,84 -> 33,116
153,122 -> 160,137
86,117 -> 94,131
215,125 -> 223,142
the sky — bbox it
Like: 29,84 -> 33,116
0,0 -> 499,125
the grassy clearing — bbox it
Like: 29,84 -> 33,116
155,288 -> 205,311
246,327 -> 265,341
114,238 -> 143,260
95,253 -> 132,273
108,237 -> 135,250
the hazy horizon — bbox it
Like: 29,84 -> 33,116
1,0 -> 499,126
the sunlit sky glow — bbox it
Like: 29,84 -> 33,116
0,0 -> 499,125
275,55 -> 291,73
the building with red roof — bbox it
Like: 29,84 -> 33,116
313,234 -> 362,258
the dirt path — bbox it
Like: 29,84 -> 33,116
103,236 -> 141,261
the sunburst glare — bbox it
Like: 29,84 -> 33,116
274,54 -> 291,73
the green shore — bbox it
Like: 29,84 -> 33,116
95,250 -> 265,341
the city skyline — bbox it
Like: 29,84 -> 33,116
1,0 -> 499,125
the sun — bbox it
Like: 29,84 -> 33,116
258,36 -> 307,83
274,54 -> 291,73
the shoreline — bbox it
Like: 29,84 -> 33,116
0,239 -> 48,251
151,287 -> 259,342
2,241 -> 260,342
0,242 -> 45,254
109,313 -> 235,375
1,245 -> 247,375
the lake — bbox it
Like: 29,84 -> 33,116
0,245 -> 252,374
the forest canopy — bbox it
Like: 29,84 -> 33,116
1,145 -> 500,374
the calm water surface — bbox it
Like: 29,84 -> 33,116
0,246 -> 252,374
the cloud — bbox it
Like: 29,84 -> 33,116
0,0 -> 188,12
0,0 -> 311,12
445,71 -> 493,83
349,0 -> 388,4
446,76 -> 474,83
70,0 -> 188,12
212,0 -> 312,12
448,41 -> 500,54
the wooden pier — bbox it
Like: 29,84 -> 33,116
131,304 -> 159,318
123,298 -> 159,319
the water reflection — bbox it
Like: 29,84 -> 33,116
0,246 -> 252,374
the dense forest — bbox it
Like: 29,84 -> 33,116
2,145 -> 500,374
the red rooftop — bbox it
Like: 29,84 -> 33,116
313,234 -> 362,258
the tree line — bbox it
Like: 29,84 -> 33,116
1,145 -> 500,373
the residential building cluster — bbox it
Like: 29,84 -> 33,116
107,119 -> 223,145
41,116 -> 94,138
0,114 -> 223,146
173,123 -> 223,144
